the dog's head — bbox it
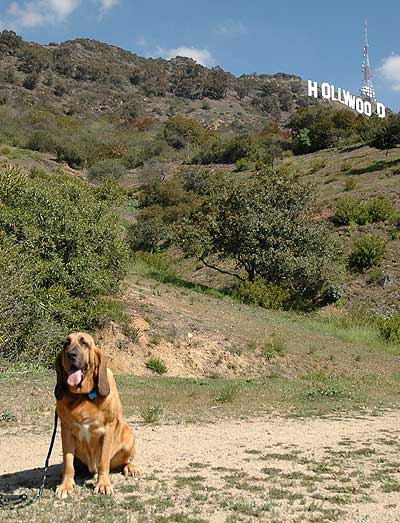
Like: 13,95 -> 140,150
55,332 -> 110,400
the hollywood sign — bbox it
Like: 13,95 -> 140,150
308,80 -> 386,118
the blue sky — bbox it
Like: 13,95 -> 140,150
1,0 -> 399,111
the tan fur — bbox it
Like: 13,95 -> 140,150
55,332 -> 138,498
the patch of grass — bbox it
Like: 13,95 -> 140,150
305,384 -> 349,399
156,513 -> 207,523
139,403 -> 164,423
261,467 -> 282,477
262,333 -> 287,360
0,410 -> 17,422
121,495 -> 145,511
122,324 -> 141,343
146,357 -> 168,375
381,480 -> 400,493
226,499 -> 272,517
175,475 -> 206,489
215,383 -> 241,403
344,178 -> 356,191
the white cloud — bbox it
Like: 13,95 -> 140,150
214,19 -> 246,37
156,46 -> 216,67
1,0 -> 117,29
98,0 -> 119,14
379,54 -> 400,91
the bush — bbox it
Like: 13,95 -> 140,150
344,178 -> 356,192
88,159 -> 127,182
0,166 -> 129,363
23,73 -> 38,90
369,114 -> 400,151
380,313 -> 400,344
139,403 -> 164,423
333,196 -> 394,225
146,357 -> 168,374
235,158 -> 252,172
128,206 -> 168,252
236,278 -> 291,310
262,333 -> 287,360
333,197 -> 368,225
349,234 -> 386,272
366,197 -> 395,222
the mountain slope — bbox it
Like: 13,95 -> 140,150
0,30 -> 313,132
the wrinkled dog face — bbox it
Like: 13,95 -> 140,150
63,333 -> 93,389
55,332 -> 110,399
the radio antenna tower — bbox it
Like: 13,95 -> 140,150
360,18 -> 376,102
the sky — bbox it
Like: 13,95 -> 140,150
0,0 -> 399,111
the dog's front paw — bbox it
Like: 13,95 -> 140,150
56,480 -> 75,499
94,478 -> 113,495
124,463 -> 140,477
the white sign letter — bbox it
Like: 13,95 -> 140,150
321,82 -> 331,99
343,90 -> 356,110
376,103 -> 386,118
308,80 -> 318,98
364,101 -> 372,116
355,98 -> 364,114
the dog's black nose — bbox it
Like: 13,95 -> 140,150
66,349 -> 78,362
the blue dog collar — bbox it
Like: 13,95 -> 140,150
88,390 -> 97,400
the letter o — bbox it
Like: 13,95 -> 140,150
364,101 -> 372,116
355,98 -> 364,114
321,82 -> 331,99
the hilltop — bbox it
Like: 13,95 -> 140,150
0,30 -> 314,132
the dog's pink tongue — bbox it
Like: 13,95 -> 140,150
67,369 -> 83,387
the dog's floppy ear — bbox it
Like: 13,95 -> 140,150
54,352 -> 66,400
96,348 -> 110,397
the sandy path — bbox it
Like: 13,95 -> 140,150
2,413 -> 400,522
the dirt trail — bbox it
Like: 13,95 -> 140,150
2,412 -> 400,522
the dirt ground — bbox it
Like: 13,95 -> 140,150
2,412 -> 400,522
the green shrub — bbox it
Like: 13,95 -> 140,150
146,357 -> 168,375
236,278 -> 291,310
262,333 -> 287,360
88,159 -> 127,182
235,158 -> 252,172
349,234 -> 386,272
380,313 -> 400,344
309,159 -> 326,173
366,197 -> 394,222
215,383 -> 240,403
341,162 -> 352,172
0,166 -> 129,363
367,268 -> 384,285
344,178 -> 356,192
139,403 -> 164,423
128,208 -> 168,253
334,196 -> 394,225
333,197 -> 368,225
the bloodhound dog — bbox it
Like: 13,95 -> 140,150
55,332 -> 138,498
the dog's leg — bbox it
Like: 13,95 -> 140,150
94,425 -> 114,494
110,424 -> 139,476
56,427 -> 76,498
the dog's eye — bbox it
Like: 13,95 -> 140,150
64,337 -> 71,346
80,337 -> 88,347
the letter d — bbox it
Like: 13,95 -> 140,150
376,103 -> 386,118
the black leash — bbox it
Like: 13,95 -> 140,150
0,410 -> 59,510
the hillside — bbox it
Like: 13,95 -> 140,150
0,30 -> 399,375
0,30 -> 312,133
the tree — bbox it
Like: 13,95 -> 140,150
174,170 -> 340,305
289,106 -> 338,154
369,114 -> 400,153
